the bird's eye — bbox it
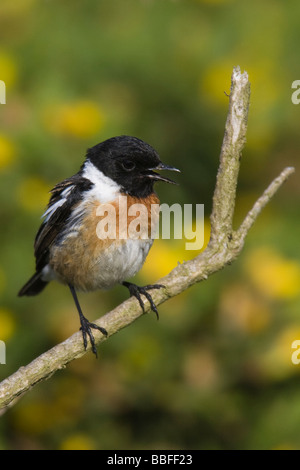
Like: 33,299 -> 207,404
121,160 -> 136,171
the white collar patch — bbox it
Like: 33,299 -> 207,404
82,160 -> 121,203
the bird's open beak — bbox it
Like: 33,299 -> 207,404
147,163 -> 181,185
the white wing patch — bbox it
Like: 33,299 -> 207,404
43,163 -> 120,223
42,185 -> 75,222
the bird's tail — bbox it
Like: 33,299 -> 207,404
18,272 -> 48,296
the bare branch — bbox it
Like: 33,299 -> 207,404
210,67 -> 250,246
0,66 -> 294,412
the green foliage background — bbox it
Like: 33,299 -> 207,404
0,0 -> 300,450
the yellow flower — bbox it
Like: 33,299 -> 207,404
60,434 -> 96,450
17,177 -> 51,212
0,134 -> 16,170
245,248 -> 300,300
201,61 -> 233,107
0,308 -> 16,341
43,100 -> 105,138
0,51 -> 17,87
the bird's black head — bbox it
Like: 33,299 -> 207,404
83,135 -> 180,198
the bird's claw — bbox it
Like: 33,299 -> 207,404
122,281 -> 165,320
79,314 -> 107,357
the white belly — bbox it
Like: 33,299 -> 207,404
43,238 -> 153,291
91,238 -> 153,289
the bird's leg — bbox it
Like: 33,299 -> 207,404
122,281 -> 165,320
68,284 -> 107,357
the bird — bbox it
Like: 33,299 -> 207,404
18,135 -> 180,356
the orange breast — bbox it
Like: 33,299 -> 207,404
49,193 -> 160,291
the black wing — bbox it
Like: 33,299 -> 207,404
34,173 -> 93,272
